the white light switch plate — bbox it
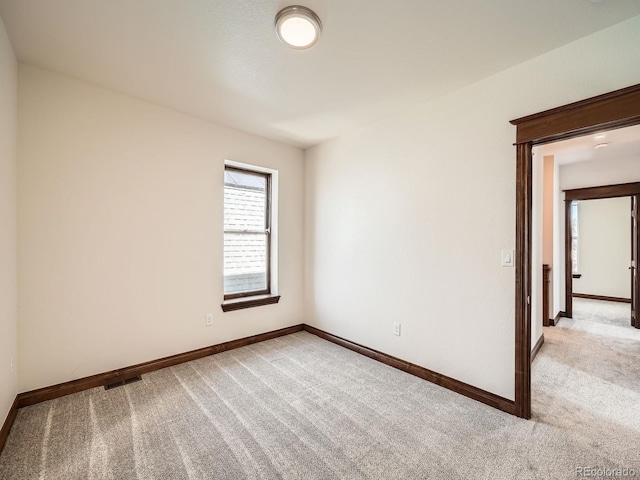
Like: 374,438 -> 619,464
501,249 -> 514,267
393,322 -> 401,336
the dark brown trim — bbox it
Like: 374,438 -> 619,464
303,325 -> 516,415
572,293 -> 631,304
0,396 -> 18,455
543,264 -> 551,327
629,194 -> 640,328
510,83 -> 640,419
221,294 -> 281,312
531,334 -> 545,363
511,84 -> 640,144
563,183 -> 640,324
514,143 -> 532,419
564,182 -> 640,201
17,324 -> 302,407
14,322 -> 517,420
550,310 -> 565,327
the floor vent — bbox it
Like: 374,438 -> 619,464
104,375 -> 142,390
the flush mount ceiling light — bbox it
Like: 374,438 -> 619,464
275,5 -> 322,49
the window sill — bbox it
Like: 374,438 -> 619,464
221,294 -> 281,312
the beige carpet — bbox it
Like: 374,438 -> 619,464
1,314 -> 639,479
571,297 -> 633,329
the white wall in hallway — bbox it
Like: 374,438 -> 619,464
552,158 -> 564,318
560,156 -> 640,190
0,15 -> 18,427
573,197 -> 631,299
531,147 -> 544,350
542,156 -> 555,321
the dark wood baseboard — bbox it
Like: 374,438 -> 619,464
0,396 -> 19,456
572,293 -> 631,304
15,322 -> 521,423
303,325 -> 516,416
17,324 -> 304,408
550,311 -> 566,326
531,334 -> 544,362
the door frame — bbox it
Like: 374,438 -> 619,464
509,83 -> 640,419
563,183 -> 640,322
633,195 -> 639,328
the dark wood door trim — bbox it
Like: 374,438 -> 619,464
510,82 -> 640,419
514,143 -> 532,419
542,265 -> 551,327
630,193 -> 640,328
511,84 -> 640,145
565,182 -> 640,201
563,183 -> 640,324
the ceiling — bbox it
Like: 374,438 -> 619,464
542,124 -> 640,165
1,1 -> 640,148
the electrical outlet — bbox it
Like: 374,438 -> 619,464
205,313 -> 214,327
393,322 -> 401,336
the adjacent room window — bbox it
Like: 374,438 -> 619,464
222,164 -> 280,311
570,200 -> 579,275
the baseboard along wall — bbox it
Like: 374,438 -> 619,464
17,324 -> 304,408
0,397 -> 18,456
303,325 -> 516,416
572,293 -> 631,304
531,334 -> 544,362
1,322 -> 519,455
550,311 -> 566,326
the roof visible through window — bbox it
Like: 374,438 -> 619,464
225,169 -> 266,191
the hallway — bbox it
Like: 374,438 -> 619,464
532,298 -> 640,473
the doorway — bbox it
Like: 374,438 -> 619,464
509,83 -> 640,419
564,186 -> 640,328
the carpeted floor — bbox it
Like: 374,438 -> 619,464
570,297 -> 633,329
1,308 -> 639,479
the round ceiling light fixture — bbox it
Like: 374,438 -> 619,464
275,5 -> 322,49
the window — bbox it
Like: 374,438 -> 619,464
570,200 -> 579,275
222,164 -> 280,311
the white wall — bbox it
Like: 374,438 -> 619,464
0,16 -> 17,425
552,158 -> 564,318
560,156 -> 640,190
574,197 -> 631,299
542,156 -> 554,321
531,147 -> 544,349
305,15 -> 640,400
18,65 -> 305,392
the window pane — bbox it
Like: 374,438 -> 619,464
224,232 -> 267,294
224,170 -> 266,232
225,169 -> 266,191
571,201 -> 579,274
